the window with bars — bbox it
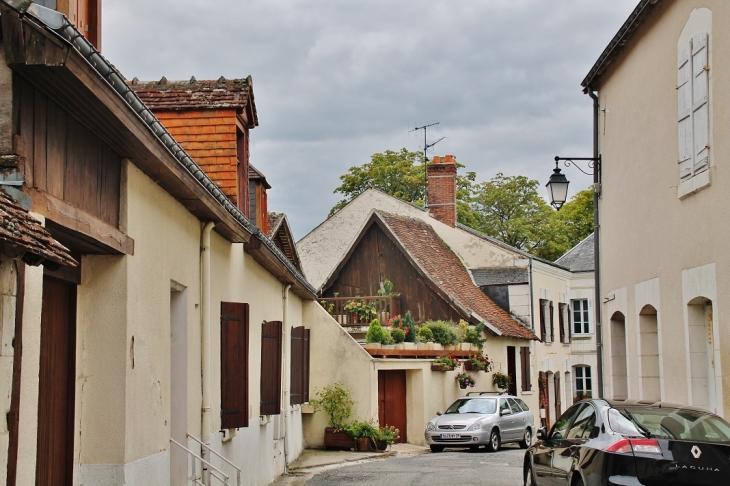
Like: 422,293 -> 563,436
571,299 -> 591,335
290,326 -> 311,405
574,365 -> 592,401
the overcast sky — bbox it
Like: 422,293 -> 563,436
104,0 -> 637,240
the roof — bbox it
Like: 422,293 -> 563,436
0,190 -> 77,268
471,268 -> 529,286
249,164 -> 271,189
377,212 -> 537,340
555,233 -> 594,272
582,0 -> 664,89
267,212 -> 301,271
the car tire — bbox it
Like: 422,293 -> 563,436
429,445 -> 445,453
486,429 -> 501,452
519,428 -> 532,449
524,461 -> 536,486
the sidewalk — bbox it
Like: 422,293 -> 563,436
271,443 -> 429,485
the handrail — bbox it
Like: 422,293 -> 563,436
170,438 -> 229,485
319,295 -> 401,327
187,434 -> 242,486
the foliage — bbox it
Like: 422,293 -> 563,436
423,320 -> 457,346
365,319 -> 385,344
319,300 -> 334,314
310,383 -> 356,429
376,425 -> 400,445
463,323 -> 486,349
467,353 -> 492,372
344,300 -> 377,321
492,371 -> 512,390
382,328 -> 395,345
402,311 -> 417,343
574,391 -> 593,402
390,327 -> 406,343
344,420 -> 379,441
434,353 -> 460,369
553,188 -> 595,250
417,326 -> 434,343
377,279 -> 400,297
456,372 -> 477,388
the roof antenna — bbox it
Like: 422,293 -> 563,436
409,122 -> 445,206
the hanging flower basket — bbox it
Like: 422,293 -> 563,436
431,363 -> 455,371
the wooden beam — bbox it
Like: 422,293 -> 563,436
25,187 -> 134,255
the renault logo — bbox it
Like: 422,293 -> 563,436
691,445 -> 702,459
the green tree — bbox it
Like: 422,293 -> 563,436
554,188 -> 594,249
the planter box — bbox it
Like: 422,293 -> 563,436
416,343 -> 428,350
431,363 -> 455,371
403,342 -> 417,350
382,344 -> 396,350
459,343 -> 473,351
463,361 -> 482,371
365,342 -> 382,350
444,345 -> 455,351
324,427 -> 357,450
394,343 -> 405,350
433,343 -> 443,350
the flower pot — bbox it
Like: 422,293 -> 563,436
403,342 -> 417,350
417,343 -> 428,350
365,343 -> 382,350
431,363 -> 454,371
464,361 -> 481,371
375,440 -> 388,451
357,437 -> 370,451
459,343 -> 472,351
433,343 -> 443,350
324,427 -> 357,450
394,343 -> 405,350
382,344 -> 396,350
426,342 -> 435,350
459,383 -> 468,389
444,345 -> 455,351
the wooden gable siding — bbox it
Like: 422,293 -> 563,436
15,77 -> 121,228
323,224 -> 462,323
154,109 -> 240,207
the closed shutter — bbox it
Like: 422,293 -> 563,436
221,302 -> 249,429
587,299 -> 594,334
558,303 -> 565,344
678,39 -> 693,180
555,373 -> 562,417
692,33 -> 709,175
290,326 -> 304,405
260,321 -> 283,416
520,347 -> 532,392
549,301 -> 555,343
303,328 -> 311,402
539,299 -> 546,342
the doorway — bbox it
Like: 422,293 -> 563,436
170,284 -> 188,485
378,370 -> 406,443
610,312 -> 628,399
36,275 -> 77,486
639,305 -> 660,401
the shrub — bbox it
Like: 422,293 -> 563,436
344,420 -> 379,441
424,320 -> 457,346
464,325 -> 486,349
402,311 -> 417,343
417,326 -> 434,343
434,353 -> 459,368
310,383 -> 356,429
365,319 -> 385,344
390,328 -> 406,343
382,329 -> 395,345
376,425 -> 400,445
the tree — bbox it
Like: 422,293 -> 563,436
554,188 -> 594,249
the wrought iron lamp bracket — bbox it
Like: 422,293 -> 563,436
554,155 -> 601,177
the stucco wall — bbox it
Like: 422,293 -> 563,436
0,255 -> 16,482
596,1 -> 730,416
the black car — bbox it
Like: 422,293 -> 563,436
523,398 -> 730,486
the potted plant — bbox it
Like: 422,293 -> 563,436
344,420 -> 379,451
417,326 -> 434,350
455,371 -> 477,389
464,353 -> 492,372
390,327 -> 406,348
492,371 -> 512,390
432,353 -> 459,371
344,299 -> 377,324
374,425 -> 400,451
310,383 -> 357,449
365,319 -> 385,349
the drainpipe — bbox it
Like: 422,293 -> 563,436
201,222 -> 216,444
586,87 -> 604,399
281,284 -> 292,470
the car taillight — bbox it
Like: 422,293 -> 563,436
606,439 -> 662,455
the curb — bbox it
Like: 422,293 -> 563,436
288,450 -> 397,471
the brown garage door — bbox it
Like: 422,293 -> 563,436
378,370 -> 407,443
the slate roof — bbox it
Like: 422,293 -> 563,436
0,190 -> 77,267
471,268 -> 529,286
378,212 -> 537,340
555,233 -> 594,272
130,76 -> 256,114
267,212 -> 302,272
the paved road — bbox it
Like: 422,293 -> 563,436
305,444 -> 525,486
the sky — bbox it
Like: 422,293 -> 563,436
104,0 -> 638,240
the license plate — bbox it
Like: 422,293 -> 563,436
440,433 -> 461,439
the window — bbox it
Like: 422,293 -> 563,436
290,326 -> 311,405
539,299 -> 554,343
550,404 -> 583,440
571,299 -> 591,335
678,32 -> 710,185
566,405 -> 597,439
508,398 -> 522,414
574,366 -> 592,401
499,399 -> 510,415
559,303 -> 570,343
260,321 -> 283,416
515,398 -> 529,411
221,302 -> 249,428
520,346 -> 532,392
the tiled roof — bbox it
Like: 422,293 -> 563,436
130,76 -> 254,112
267,212 -> 302,271
0,191 -> 77,268
555,233 -> 594,272
249,164 -> 271,189
471,268 -> 529,286
379,212 -> 537,340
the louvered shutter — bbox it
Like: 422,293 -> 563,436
303,328 -> 311,402
555,373 -> 562,417
539,299 -> 546,342
558,303 -> 565,343
549,301 -> 555,343
678,39 -> 693,180
260,321 -> 283,416
692,33 -> 709,175
290,326 -> 304,405
520,347 -> 531,392
587,299 -> 594,334
221,302 -> 249,429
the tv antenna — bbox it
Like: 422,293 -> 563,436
409,122 -> 445,206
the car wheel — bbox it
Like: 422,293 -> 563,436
519,428 -> 532,449
524,461 -> 536,486
429,445 -> 444,453
486,429 -> 501,452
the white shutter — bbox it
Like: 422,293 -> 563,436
692,33 -> 709,175
678,40 -> 693,180
587,299 -> 594,334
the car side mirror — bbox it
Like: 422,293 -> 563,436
436,411 -> 443,416
500,409 -> 512,416
536,427 -> 547,440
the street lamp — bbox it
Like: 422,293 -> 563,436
546,158 -> 570,210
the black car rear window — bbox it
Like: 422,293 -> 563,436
609,407 -> 730,444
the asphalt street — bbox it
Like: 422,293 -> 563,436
304,444 -> 525,486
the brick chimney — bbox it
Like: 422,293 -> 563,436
427,155 -> 457,227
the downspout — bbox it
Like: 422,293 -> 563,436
281,284 -> 292,470
201,222 -> 216,445
586,87 -> 604,399
528,257 -> 535,330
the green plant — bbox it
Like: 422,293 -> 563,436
344,420 -> 379,441
377,279 -> 400,297
390,328 -> 406,343
319,300 -> 335,314
456,372 -> 477,388
344,299 -> 377,321
310,383 -> 356,429
417,326 -> 434,343
402,311 -> 417,343
464,322 -> 487,349
376,425 -> 400,445
366,319 -> 385,344
382,329 -> 395,345
467,353 -> 492,372
434,353 -> 459,369
492,371 -> 512,390
424,320 -> 457,346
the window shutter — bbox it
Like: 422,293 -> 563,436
587,299 -> 593,334
520,347 -> 532,392
221,302 -> 249,429
290,326 -> 304,405
260,321 -> 283,416
303,328 -> 311,402
539,299 -> 546,342
549,301 -> 555,343
558,303 -> 565,344
678,39 -> 693,180
555,373 -> 561,417
692,33 -> 709,175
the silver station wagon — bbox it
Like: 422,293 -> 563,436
425,392 -> 535,452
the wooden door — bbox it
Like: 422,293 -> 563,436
378,370 -> 407,443
507,346 -> 517,397
36,276 -> 77,486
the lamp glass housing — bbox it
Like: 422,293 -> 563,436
546,166 -> 569,210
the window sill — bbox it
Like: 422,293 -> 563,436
571,334 -> 593,340
678,169 -> 710,199
521,391 -> 534,396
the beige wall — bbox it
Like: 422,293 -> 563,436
596,1 -> 730,415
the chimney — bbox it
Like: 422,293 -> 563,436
427,154 -> 457,227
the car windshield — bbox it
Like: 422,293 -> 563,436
445,398 -> 497,414
609,407 -> 730,444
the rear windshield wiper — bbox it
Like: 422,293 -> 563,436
624,408 -> 652,438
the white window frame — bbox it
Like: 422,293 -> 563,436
574,365 -> 592,400
571,299 -> 592,335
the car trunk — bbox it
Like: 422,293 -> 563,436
634,440 -> 730,485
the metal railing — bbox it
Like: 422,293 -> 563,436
319,295 -> 401,327
170,434 -> 241,486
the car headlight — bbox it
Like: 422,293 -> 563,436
426,422 -> 436,431
468,422 -> 482,431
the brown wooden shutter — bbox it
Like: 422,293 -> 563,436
260,321 -> 283,415
555,373 -> 562,417
558,303 -> 565,344
539,299 -> 546,342
520,347 -> 532,392
549,301 -> 555,343
290,326 -> 304,405
221,302 -> 249,429
303,328 -> 311,402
